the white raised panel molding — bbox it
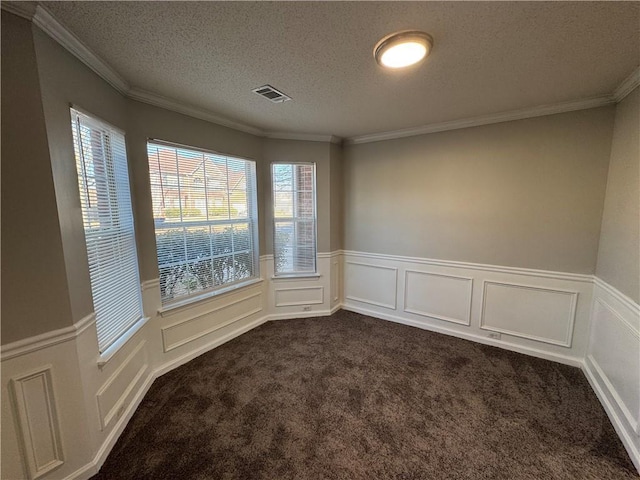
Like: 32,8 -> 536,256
404,270 -> 473,326
584,279 -> 640,473
344,261 -> 398,310
96,341 -> 148,430
331,258 -> 340,304
161,292 -> 262,352
6,250 -> 639,477
11,366 -> 64,479
480,281 -> 578,347
588,299 -> 639,433
274,286 -> 324,307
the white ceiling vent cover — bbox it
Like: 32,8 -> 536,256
252,85 -> 291,103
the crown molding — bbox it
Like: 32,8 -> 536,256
613,66 -> 640,103
15,4 -> 637,146
127,88 -> 265,136
265,132 -> 342,144
1,1 -> 37,20
32,4 -> 130,94
345,95 -> 615,145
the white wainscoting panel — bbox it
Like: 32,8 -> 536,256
264,254 -> 336,316
584,279 -> 640,472
404,270 -> 472,325
275,286 -> 324,307
342,251 -> 592,366
161,292 -> 262,352
11,250 -> 640,478
588,299 -> 639,433
344,261 -> 398,310
480,281 -> 578,347
331,257 -> 340,305
11,366 -> 64,479
96,341 -> 149,430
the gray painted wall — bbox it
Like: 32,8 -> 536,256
33,24 -> 129,325
1,13 -> 74,343
596,88 -> 640,303
343,107 -> 615,274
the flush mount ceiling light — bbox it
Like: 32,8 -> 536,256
374,30 -> 433,69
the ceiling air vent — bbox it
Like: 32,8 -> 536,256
252,85 -> 291,103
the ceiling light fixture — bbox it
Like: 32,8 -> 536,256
374,30 -> 433,69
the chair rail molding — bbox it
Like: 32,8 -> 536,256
3,251 -> 640,476
1,313 -> 96,361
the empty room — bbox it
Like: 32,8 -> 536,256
2,1 -> 639,479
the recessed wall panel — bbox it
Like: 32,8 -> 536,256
588,298 -> 640,434
11,367 -> 64,479
96,341 -> 148,430
275,287 -> 324,307
344,261 -> 397,310
404,270 -> 472,325
162,292 -> 262,352
481,281 -> 577,346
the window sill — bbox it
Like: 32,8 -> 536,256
271,273 -> 321,280
158,277 -> 264,317
97,316 -> 149,368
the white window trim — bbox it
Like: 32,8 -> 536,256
147,139 -> 261,307
97,316 -> 149,367
271,162 -> 318,277
270,273 -> 322,280
157,277 -> 263,317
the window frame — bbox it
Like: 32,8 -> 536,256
70,107 -> 145,358
147,139 -> 261,308
271,162 -> 318,277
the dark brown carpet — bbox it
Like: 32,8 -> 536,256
92,310 -> 636,479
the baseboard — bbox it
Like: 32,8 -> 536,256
582,358 -> 640,473
265,303 -> 342,321
342,303 -> 583,367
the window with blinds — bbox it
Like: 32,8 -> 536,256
71,108 -> 144,354
147,141 -> 259,304
272,163 -> 317,275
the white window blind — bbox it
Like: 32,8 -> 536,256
272,163 -> 317,275
71,108 -> 143,353
147,141 -> 259,304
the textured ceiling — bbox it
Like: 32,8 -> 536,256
42,1 -> 639,138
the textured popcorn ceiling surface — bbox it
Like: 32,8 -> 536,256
42,1 -> 639,138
